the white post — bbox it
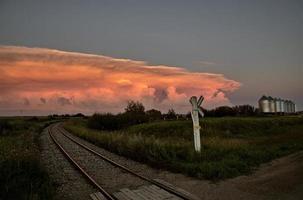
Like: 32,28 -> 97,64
189,96 -> 204,152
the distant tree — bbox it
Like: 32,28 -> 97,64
214,106 -> 236,117
233,105 -> 257,116
73,113 -> 85,117
204,109 -> 214,117
27,116 -> 39,121
124,100 -> 148,125
63,114 -> 70,118
125,100 -> 145,114
186,112 -> 192,119
145,109 -> 162,122
165,108 -> 177,120
204,104 -> 258,117
88,113 -> 122,130
176,114 -> 187,120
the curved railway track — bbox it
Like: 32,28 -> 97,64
48,123 -> 199,200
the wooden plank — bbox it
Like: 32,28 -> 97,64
90,192 -> 107,200
113,182 -> 199,200
141,185 -> 165,200
153,179 -> 201,200
90,193 -> 99,200
141,187 -> 163,200
120,188 -> 142,200
149,185 -> 173,198
95,192 -> 107,200
137,188 -> 157,200
113,192 -> 132,200
132,189 -> 152,200
137,186 -> 162,200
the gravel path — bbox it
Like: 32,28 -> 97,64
40,124 -> 303,200
53,124 -> 148,193
40,125 -> 96,200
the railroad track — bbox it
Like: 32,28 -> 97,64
48,123 -> 200,200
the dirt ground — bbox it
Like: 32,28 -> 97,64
176,151 -> 303,200
229,151 -> 303,200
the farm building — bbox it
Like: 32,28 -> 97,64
258,95 -> 296,114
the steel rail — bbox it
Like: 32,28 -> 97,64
48,125 -> 116,200
57,124 -> 195,200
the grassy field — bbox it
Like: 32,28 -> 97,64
0,117 -> 58,200
64,116 -> 303,180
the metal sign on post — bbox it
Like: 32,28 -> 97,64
189,96 -> 204,152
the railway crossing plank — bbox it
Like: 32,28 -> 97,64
149,185 -> 176,199
153,179 -> 200,200
120,188 -> 143,200
90,193 -> 99,200
138,186 -> 162,200
133,189 -> 155,200
133,189 -> 152,200
113,192 -> 132,200
141,185 -> 164,199
113,184 -> 189,200
90,192 -> 107,200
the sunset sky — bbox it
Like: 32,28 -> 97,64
0,0 -> 302,115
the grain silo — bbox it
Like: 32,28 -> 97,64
290,101 -> 295,113
268,96 -> 276,113
274,98 -> 281,113
288,100 -> 292,113
258,96 -> 270,113
284,100 -> 290,113
284,100 -> 288,113
280,99 -> 285,113
258,95 -> 296,114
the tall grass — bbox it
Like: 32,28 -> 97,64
64,117 -> 303,180
0,117 -> 56,200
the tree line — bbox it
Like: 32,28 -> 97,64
88,100 -> 259,131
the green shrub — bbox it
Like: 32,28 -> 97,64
88,113 -> 122,130
88,112 -> 149,131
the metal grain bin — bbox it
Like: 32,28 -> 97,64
268,96 -> 276,113
288,100 -> 292,113
280,99 -> 285,113
258,96 -> 270,113
290,101 -> 295,113
289,101 -> 293,113
274,98 -> 281,113
283,100 -> 287,113
285,100 -> 290,113
278,98 -> 283,113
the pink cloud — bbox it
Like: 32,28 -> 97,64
0,45 -> 241,115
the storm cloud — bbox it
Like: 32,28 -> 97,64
0,45 -> 241,115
